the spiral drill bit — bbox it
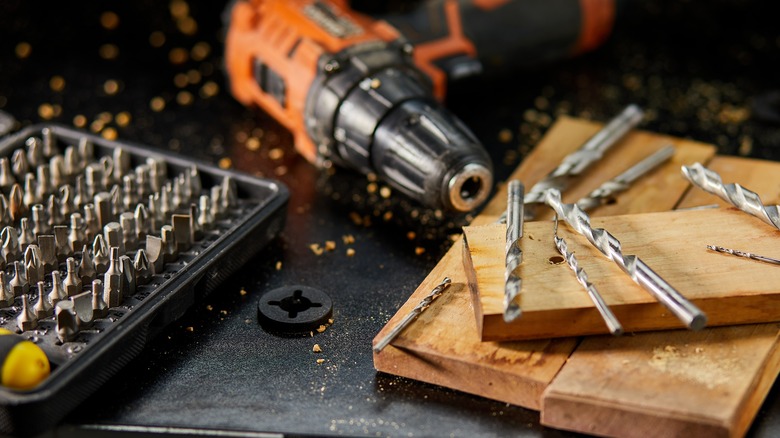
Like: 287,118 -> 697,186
576,145 -> 675,212
504,180 -> 524,322
517,104 -> 644,220
553,215 -> 623,335
706,244 -> 780,266
373,277 -> 452,353
544,189 -> 707,330
682,162 -> 780,230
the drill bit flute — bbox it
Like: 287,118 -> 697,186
504,181 -> 524,322
544,189 -> 707,330
682,163 -> 780,230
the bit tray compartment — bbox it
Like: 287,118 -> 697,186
0,125 -> 288,435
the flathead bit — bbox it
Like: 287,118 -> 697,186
91,279 -> 108,319
120,255 -> 136,297
83,203 -> 100,241
210,186 -> 223,218
31,204 -> 50,236
0,158 -> 15,190
682,163 -> 780,230
103,247 -> 123,307
18,218 -> 34,251
134,249 -> 152,284
86,163 -> 105,197
74,176 -> 89,208
78,136 -> 94,165
189,166 -> 202,196
171,214 -> 192,252
50,155 -> 66,188
36,164 -> 52,200
47,194 -> 63,228
9,261 -> 28,296
145,235 -> 165,274
69,213 -> 86,252
55,300 -> 80,342
36,235 -> 58,273
103,222 -> 125,255
17,294 -> 37,331
123,175 -> 138,210
79,244 -> 96,284
119,213 -> 137,251
60,185 -> 76,217
11,149 -> 29,179
134,204 -> 149,240
49,271 -> 67,305
113,147 -> 130,180
41,127 -> 58,157
26,136 -> 44,167
63,145 -> 80,177
94,192 -> 112,229
160,225 -> 177,262
0,272 -> 13,307
23,174 -> 37,208
64,257 -> 82,297
24,244 -> 45,284
10,184 -> 25,222
92,234 -> 109,274
220,176 -> 237,210
54,225 -> 71,261
34,282 -> 53,318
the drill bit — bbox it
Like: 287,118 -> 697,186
504,180 -> 524,323
682,163 -> 780,230
552,215 -> 623,335
576,145 -> 676,211
373,277 -> 452,353
544,188 -> 707,330
519,104 -> 644,220
706,244 -> 780,266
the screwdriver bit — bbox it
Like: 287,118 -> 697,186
110,185 -> 122,216
160,183 -> 173,220
92,234 -> 109,274
11,149 -> 29,179
18,217 -> 34,251
23,174 -> 37,208
119,213 -> 137,251
134,249 -> 152,284
210,186 -> 223,218
504,180 -> 524,323
34,281 -> 53,318
135,164 -> 150,198
49,271 -> 67,305
77,136 -> 94,165
221,176 -> 237,210
188,166 -> 202,196
31,204 -> 49,236
120,255 -> 136,297
50,155 -> 66,189
1,225 -> 21,263
103,247 -> 123,307
145,235 -> 165,274
544,188 -> 707,330
94,192 -> 112,230
64,257 -> 82,297
9,261 -> 27,297
134,204 -> 149,241
68,213 -> 86,252
36,235 -> 57,273
78,244 -> 96,284
26,137 -> 43,168
63,145 -> 79,177
189,204 -> 202,241
0,194 -> 9,227
85,164 -> 104,197
36,164 -> 52,200
71,290 -> 94,326
0,272 -> 13,307
148,194 -> 162,231
103,222 -> 124,256
160,225 -> 177,262
24,244 -> 44,285
0,157 -> 15,190
60,185 -> 76,217
42,127 -> 58,158
92,279 -> 108,319
47,194 -> 63,228
55,300 -> 79,342
113,148 -> 130,181
197,195 -> 213,230
17,294 -> 37,331
682,163 -> 780,230
74,176 -> 89,208
83,204 -> 100,241
171,214 -> 192,252
122,175 -> 138,210
54,225 -> 71,261
10,183 -> 25,222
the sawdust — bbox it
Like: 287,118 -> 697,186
648,344 -> 741,390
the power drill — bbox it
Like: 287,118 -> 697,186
225,0 -> 618,212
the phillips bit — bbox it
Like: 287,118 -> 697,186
0,194 -> 9,227
54,225 -> 71,261
49,271 -> 67,305
31,204 -> 50,236
134,249 -> 152,284
113,147 -> 131,180
197,195 -> 213,229
71,291 -> 94,326
9,261 -> 28,297
34,282 -> 53,318
17,294 -> 37,331
46,194 -> 63,229
576,146 -> 676,212
120,255 -> 136,297
99,156 -> 115,188
64,257 -> 82,297
552,215 -> 623,335
373,277 -> 452,353
79,244 -> 96,284
83,203 -> 100,241
0,272 -> 13,307
92,234 -> 109,274
68,213 -> 86,252
36,164 -> 52,200
23,174 -> 37,208
103,247 -> 123,307
11,149 -> 30,179
160,225 -> 177,262
544,189 -> 707,330
91,279 -> 108,319
18,218 -> 34,251
24,244 -> 45,284
55,300 -> 80,342
36,235 -> 58,273
9,183 -> 25,222
119,212 -> 137,251
60,185 -> 76,217
103,222 -> 125,256
145,236 -> 165,274
706,244 -> 780,266
26,136 -> 44,167
74,175 -> 89,208
122,175 -> 138,210
0,157 -> 15,190
134,204 -> 149,240
63,145 -> 80,177
513,105 -> 645,221
109,184 -> 122,216
171,214 -> 192,252
2,226 -> 21,263
503,180 -> 524,323
682,163 -> 780,230
78,136 -> 94,165
94,192 -> 112,229
50,155 -> 66,189
41,126 -> 58,158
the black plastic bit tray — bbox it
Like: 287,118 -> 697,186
0,125 -> 288,435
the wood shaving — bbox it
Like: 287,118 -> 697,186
316,359 -> 325,364
309,243 -> 324,256
313,344 -> 322,353
324,241 -> 336,251
316,325 -> 327,333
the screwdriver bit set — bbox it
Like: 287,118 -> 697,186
0,124 -> 288,434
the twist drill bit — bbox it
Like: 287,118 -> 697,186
504,180 -> 524,323
576,145 -> 676,211
706,244 -> 780,266
552,215 -> 623,335
544,189 -> 707,330
373,277 -> 452,353
682,163 -> 780,230
519,105 -> 644,220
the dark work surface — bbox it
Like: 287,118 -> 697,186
2,0 -> 780,437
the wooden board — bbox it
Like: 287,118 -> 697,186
464,208 -> 780,341
372,117 -> 716,409
541,155 -> 780,438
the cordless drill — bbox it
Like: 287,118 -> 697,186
225,0 -> 618,212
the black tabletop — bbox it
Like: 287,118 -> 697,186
2,1 -> 780,436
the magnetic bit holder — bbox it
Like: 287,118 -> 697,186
544,188 -> 707,331
682,162 -> 780,230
